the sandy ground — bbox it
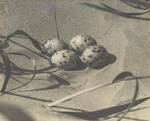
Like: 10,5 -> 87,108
0,0 -> 150,121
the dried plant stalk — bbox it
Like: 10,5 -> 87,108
48,83 -> 111,107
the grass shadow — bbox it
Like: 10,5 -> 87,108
112,71 -> 134,82
9,73 -> 69,93
51,73 -> 70,85
68,62 -> 87,71
80,2 -> 150,21
120,0 -> 150,10
57,97 -> 149,120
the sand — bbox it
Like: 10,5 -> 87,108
0,0 -> 150,121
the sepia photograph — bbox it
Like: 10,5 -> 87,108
0,0 -> 150,121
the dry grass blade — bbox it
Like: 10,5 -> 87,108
112,71 -> 134,83
47,71 -> 138,107
55,98 -> 149,120
111,72 -> 139,121
48,83 -> 111,107
10,61 -> 54,75
8,52 -> 31,59
120,0 -> 150,10
5,52 -> 36,92
13,30 -> 44,52
112,72 -> 139,121
0,40 -> 9,49
0,34 -> 13,48
8,39 -> 49,60
23,58 -> 36,86
0,49 -> 11,93
81,2 -> 150,21
0,30 -> 44,52
117,79 -> 139,121
100,2 -> 150,16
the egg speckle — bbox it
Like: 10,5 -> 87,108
50,50 -> 80,70
44,39 -> 69,56
81,45 -> 108,68
70,35 -> 97,54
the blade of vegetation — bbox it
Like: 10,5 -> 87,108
0,49 -> 11,93
112,72 -> 139,121
4,52 -> 36,92
100,2 -> 150,16
112,71 -> 134,83
51,74 -> 70,85
8,39 -> 49,60
0,30 -> 44,52
121,0 -> 150,10
13,30 -> 44,51
10,61 -> 53,75
47,83 -> 112,107
117,79 -> 139,121
80,2 -> 150,21
47,71 -> 138,107
0,40 -> 9,49
120,0 -> 148,10
8,52 -> 31,59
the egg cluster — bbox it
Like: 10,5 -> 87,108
43,35 -> 108,70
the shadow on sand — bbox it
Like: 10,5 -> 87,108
56,97 -> 150,120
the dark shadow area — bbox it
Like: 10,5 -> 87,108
67,61 -> 87,71
51,73 -> 70,85
104,106 -> 149,121
80,2 -> 150,21
57,97 -> 150,120
0,103 -> 34,121
112,71 -> 134,83
91,54 -> 117,69
112,71 -> 150,83
3,92 -> 52,102
53,106 -> 149,121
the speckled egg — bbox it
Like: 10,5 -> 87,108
80,45 -> 108,68
50,50 -> 80,70
70,35 -> 97,55
43,39 -> 70,56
